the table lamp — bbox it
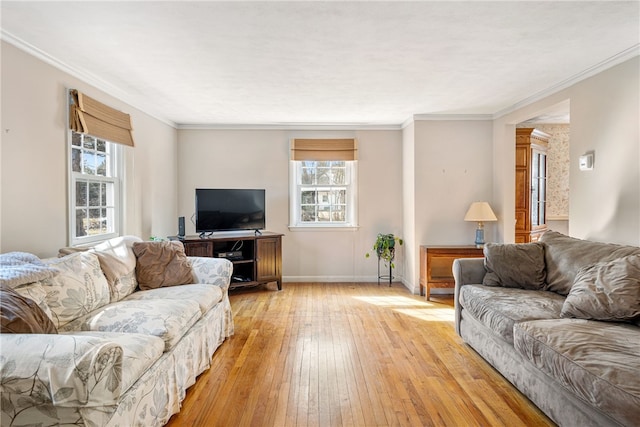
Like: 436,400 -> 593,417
464,202 -> 497,247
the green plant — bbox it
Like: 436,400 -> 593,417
365,233 -> 403,268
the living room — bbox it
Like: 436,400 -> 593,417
1,2 -> 639,426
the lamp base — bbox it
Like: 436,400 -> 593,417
474,228 -> 485,248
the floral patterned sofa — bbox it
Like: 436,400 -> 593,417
0,236 -> 233,426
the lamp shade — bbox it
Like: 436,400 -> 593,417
464,202 -> 497,222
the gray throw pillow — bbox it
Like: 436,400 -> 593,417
540,230 -> 640,295
561,254 -> 640,322
482,242 -> 546,290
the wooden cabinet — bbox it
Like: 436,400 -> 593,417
419,246 -> 484,300
176,232 -> 283,290
516,128 -> 549,243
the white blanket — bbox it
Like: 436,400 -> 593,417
0,252 -> 59,288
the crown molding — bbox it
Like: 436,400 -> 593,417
1,30 -> 177,129
412,113 -> 493,121
177,122 -> 403,131
493,44 -> 640,120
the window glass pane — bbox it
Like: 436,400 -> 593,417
89,183 -> 101,206
301,206 -> 316,222
301,190 -> 316,204
83,152 -> 96,175
72,147 -> 82,173
83,136 -> 95,150
72,132 -> 82,147
317,206 -> 331,221
76,181 -> 87,207
76,208 -> 88,237
301,167 -> 315,185
97,153 -> 107,176
96,139 -> 106,152
334,189 -> 346,204
100,182 -> 107,206
100,208 -> 108,233
332,207 -> 345,222
316,161 -> 330,168
317,190 -> 330,205
331,167 -> 346,185
317,168 -> 330,185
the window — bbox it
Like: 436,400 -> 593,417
69,131 -> 121,245
290,160 -> 358,228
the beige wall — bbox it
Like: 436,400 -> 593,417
403,120 -> 493,293
0,41 -> 178,257
177,128 -> 404,283
401,122 -> 416,291
493,56 -> 639,245
2,39 -> 638,283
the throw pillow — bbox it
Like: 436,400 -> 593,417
482,242 -> 546,290
540,230 -> 640,295
41,251 -> 112,329
0,283 -> 58,334
132,241 -> 194,290
561,254 -> 640,322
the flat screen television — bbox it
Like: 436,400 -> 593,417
195,188 -> 266,234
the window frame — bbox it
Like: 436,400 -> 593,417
289,160 -> 358,230
68,130 -> 123,246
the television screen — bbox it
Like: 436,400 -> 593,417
195,188 -> 266,233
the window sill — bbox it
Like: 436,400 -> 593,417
288,225 -> 360,232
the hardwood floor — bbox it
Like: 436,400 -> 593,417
166,282 -> 554,427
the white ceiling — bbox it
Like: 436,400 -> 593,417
1,1 -> 638,127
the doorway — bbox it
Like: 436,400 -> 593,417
515,101 -> 570,238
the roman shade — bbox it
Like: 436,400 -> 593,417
290,138 -> 357,161
69,89 -> 135,147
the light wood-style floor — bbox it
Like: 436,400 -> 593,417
166,282 -> 554,427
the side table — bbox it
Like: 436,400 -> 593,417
419,245 -> 484,300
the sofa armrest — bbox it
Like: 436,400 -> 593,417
188,256 -> 233,291
0,334 -> 124,409
452,257 -> 486,336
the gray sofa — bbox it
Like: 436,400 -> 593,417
453,231 -> 640,427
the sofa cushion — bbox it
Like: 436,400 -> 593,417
132,241 -> 194,290
58,299 -> 202,351
62,331 -> 164,399
93,236 -> 142,301
123,284 -> 223,314
561,254 -> 640,322
42,252 -> 111,329
459,284 -> 565,343
482,242 -> 546,290
60,236 -> 143,302
514,318 -> 640,427
0,283 -> 57,334
540,231 -> 640,295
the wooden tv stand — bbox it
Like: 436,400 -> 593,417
172,231 -> 283,290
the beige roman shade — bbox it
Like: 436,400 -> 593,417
69,89 -> 135,147
290,138 -> 357,161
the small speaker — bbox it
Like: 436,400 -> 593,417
178,216 -> 185,237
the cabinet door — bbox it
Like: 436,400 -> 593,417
256,237 -> 281,282
183,241 -> 213,257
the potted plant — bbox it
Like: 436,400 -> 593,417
366,233 -> 403,268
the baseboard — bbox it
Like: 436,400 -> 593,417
283,275 -> 417,294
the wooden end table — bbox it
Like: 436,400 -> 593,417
419,245 -> 484,300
